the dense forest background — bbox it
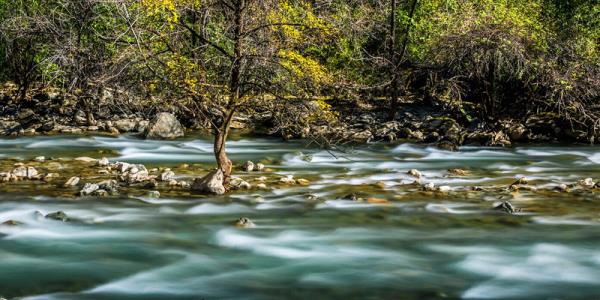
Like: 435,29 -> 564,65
0,0 -> 598,144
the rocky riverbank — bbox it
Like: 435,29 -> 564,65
0,85 -> 593,147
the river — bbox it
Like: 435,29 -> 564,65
0,135 -> 599,299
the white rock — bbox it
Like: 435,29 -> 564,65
160,170 -> 175,181
579,177 -> 596,188
280,175 -> 295,184
64,176 -> 80,187
242,161 -> 255,172
422,182 -> 436,191
436,185 -> 451,192
97,157 -> 109,167
34,156 -> 45,162
408,169 -> 422,178
80,183 -> 100,196
75,157 -> 97,163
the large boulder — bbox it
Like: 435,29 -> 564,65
144,112 -> 184,139
192,169 -> 226,195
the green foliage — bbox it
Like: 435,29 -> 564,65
0,0 -> 598,132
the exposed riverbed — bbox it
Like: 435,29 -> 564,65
1,135 -> 599,299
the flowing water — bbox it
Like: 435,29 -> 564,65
1,135 -> 600,300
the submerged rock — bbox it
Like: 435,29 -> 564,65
367,197 -> 390,204
192,169 -> 225,195
144,112 -> 185,139
45,211 -> 68,222
493,201 -> 518,214
447,169 -> 470,176
2,220 -> 21,226
147,191 -> 160,198
297,178 -> 310,186
235,217 -> 256,228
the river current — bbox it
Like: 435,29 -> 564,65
0,135 -> 599,299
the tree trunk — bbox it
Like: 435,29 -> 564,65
214,109 -> 235,181
388,0 -> 418,121
213,0 -> 245,185
388,0 -> 398,121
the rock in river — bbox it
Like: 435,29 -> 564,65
192,169 -> 226,195
45,211 -> 68,222
235,217 -> 256,228
242,161 -> 255,172
144,112 -> 185,139
80,183 -> 100,196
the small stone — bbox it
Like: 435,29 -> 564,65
255,163 -> 265,171
554,184 -> 569,192
160,170 -> 175,181
436,185 -> 451,192
45,211 -> 68,222
178,181 -> 190,188
98,169 -> 110,175
367,197 -> 390,204
447,169 -> 469,176
255,176 -> 267,182
168,179 -> 179,186
93,189 -> 109,197
34,156 -> 46,162
115,162 -> 131,173
2,220 -> 21,226
242,161 -> 255,172
297,178 -> 310,186
342,193 -> 358,201
97,157 -> 109,167
11,166 -> 38,179
422,182 -> 436,191
147,191 -> 160,198
235,217 -> 256,228
144,180 -> 158,189
239,181 -> 252,190
42,173 -> 60,181
579,178 -> 595,188
511,177 -> 529,186
493,201 -> 517,214
80,183 -> 100,196
279,175 -> 295,184
256,183 -> 268,189
75,157 -> 97,163
408,169 -> 422,178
